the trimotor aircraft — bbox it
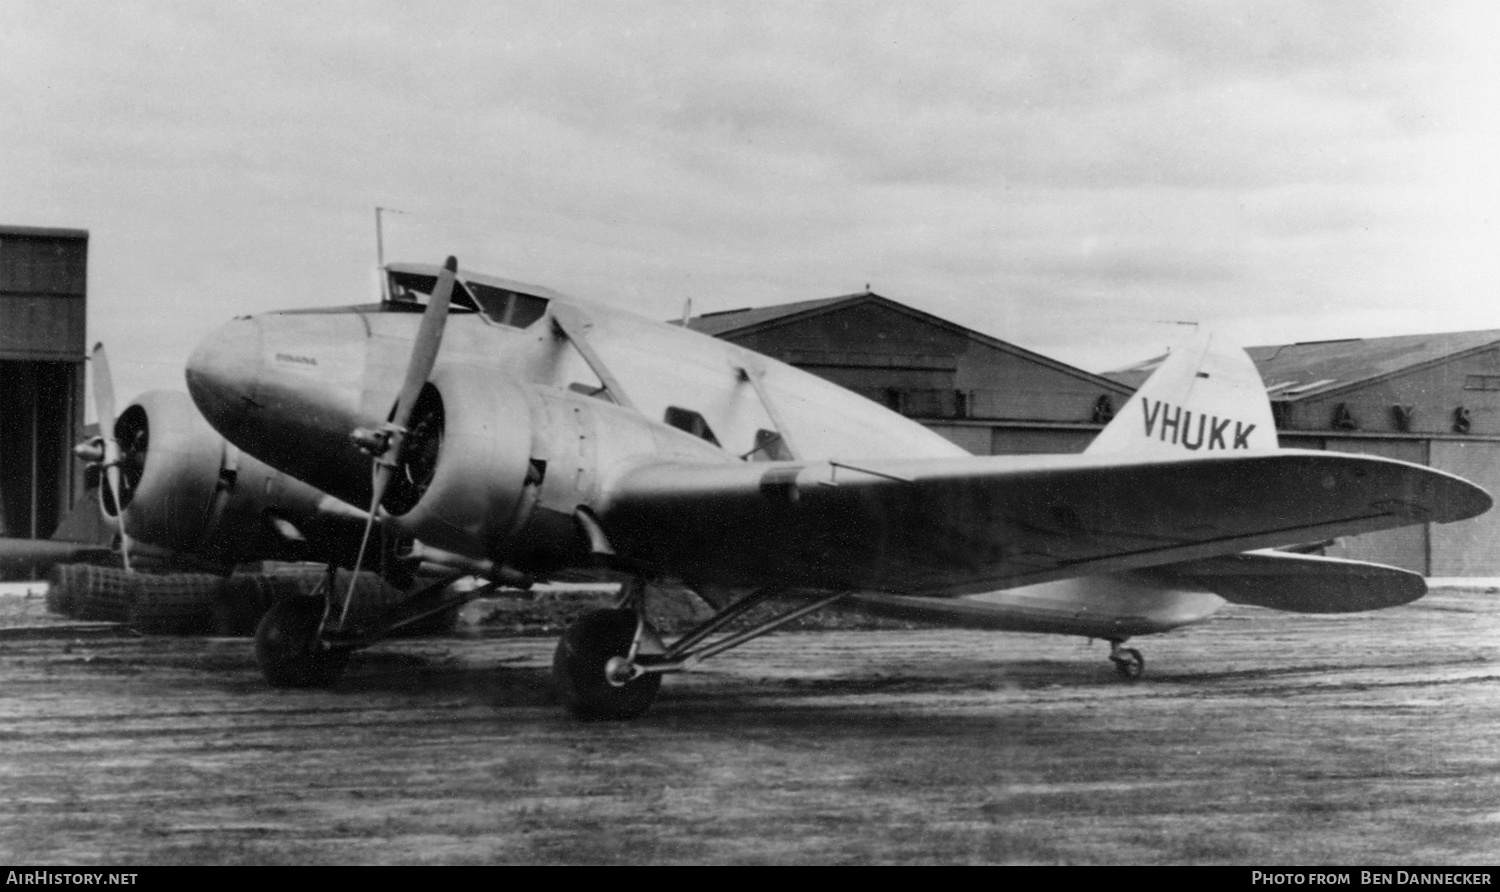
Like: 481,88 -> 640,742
179,257 -> 1490,719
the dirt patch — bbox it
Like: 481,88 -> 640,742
0,585 -> 1497,864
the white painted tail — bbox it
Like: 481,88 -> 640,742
1087,332 -> 1278,456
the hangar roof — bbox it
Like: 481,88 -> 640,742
0,224 -> 88,240
681,291 -> 1131,392
681,294 -> 861,338
1108,329 -> 1500,400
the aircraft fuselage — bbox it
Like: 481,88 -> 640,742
182,265 -> 1225,637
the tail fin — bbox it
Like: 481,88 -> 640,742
1087,331 -> 1277,456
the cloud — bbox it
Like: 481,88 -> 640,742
0,0 -> 1495,406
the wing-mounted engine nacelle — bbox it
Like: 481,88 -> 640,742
379,366 -> 537,561
107,391 -> 320,565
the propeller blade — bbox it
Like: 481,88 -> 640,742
90,343 -> 132,572
341,256 -> 458,625
370,254 -> 456,514
91,342 -> 116,435
394,256 -> 458,431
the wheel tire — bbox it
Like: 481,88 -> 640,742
1113,647 -> 1145,680
255,597 -> 349,688
552,608 -> 661,721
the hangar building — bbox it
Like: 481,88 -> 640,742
0,225 -> 88,541
689,295 -> 1500,577
685,292 -> 1133,456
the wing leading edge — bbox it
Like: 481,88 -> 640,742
595,449 -> 1490,598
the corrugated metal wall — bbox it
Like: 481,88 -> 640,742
1320,437 -> 1430,574
1429,440 -> 1500,576
0,228 -> 87,539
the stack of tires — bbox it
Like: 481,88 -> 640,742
46,564 -> 137,622
46,564 -> 226,634
129,572 -> 224,634
43,564 -> 454,638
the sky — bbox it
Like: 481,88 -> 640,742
3,1 -> 1499,408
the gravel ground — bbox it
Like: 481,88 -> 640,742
0,581 -> 1497,865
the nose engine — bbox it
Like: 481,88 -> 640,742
376,366 -> 538,561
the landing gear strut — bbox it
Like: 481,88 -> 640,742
1108,639 -> 1145,680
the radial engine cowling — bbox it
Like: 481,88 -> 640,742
379,366 -> 535,561
109,390 -> 298,564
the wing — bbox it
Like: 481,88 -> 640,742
595,449 -> 1490,597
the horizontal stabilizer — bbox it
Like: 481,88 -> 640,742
1152,550 -> 1426,613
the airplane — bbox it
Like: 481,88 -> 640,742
173,256 -> 1491,720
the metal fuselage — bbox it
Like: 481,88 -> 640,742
185,267 -> 1224,638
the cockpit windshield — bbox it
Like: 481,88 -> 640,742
468,281 -> 550,328
386,268 -> 550,329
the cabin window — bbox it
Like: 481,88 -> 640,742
747,428 -> 793,461
664,407 -> 721,446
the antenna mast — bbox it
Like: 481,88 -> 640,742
375,207 -> 389,302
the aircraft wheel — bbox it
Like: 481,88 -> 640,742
1112,647 -> 1145,680
552,608 -> 661,720
255,597 -> 349,688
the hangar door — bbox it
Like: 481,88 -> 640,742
1322,438 -> 1429,574
0,360 -> 78,538
1429,440 -> 1500,576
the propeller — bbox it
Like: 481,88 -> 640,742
340,256 -> 458,625
90,342 -> 133,571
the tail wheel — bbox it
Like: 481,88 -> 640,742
1112,647 -> 1145,680
552,608 -> 662,720
255,597 -> 349,688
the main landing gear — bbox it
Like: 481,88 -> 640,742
1108,639 -> 1145,680
551,608 -> 663,721
551,580 -> 850,720
253,565 -> 476,689
255,595 -> 351,688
